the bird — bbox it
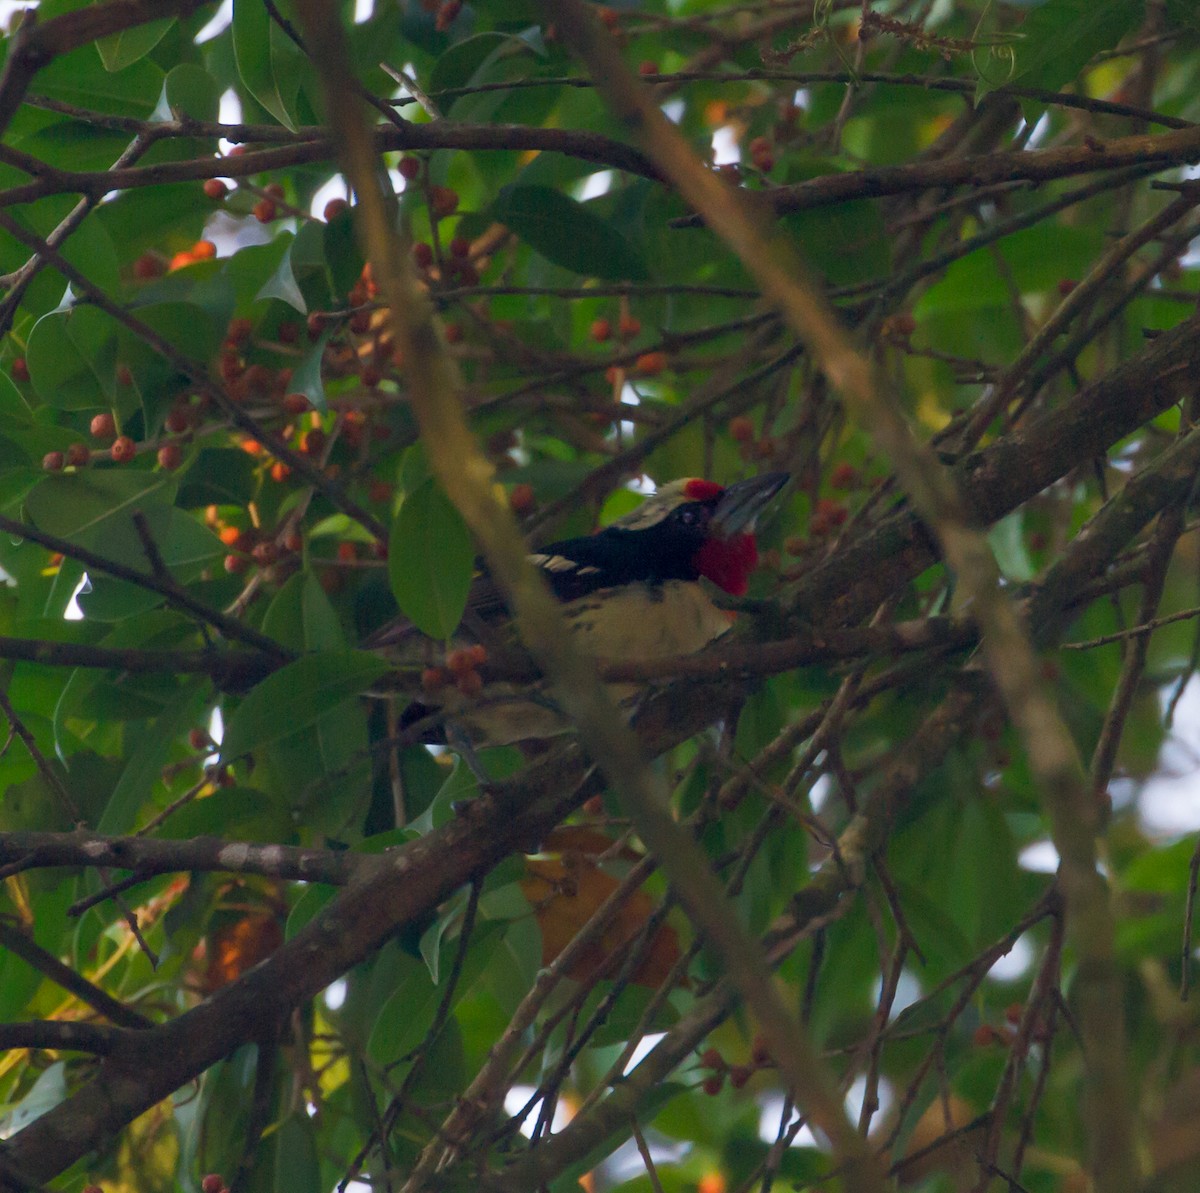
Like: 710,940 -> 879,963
380,471 -> 789,750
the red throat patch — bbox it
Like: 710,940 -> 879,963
683,478 -> 724,503
693,533 -> 758,596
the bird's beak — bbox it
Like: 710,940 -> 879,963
712,471 -> 789,536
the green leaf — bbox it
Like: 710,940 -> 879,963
388,479 -> 475,640
96,17 -> 174,72
491,185 -> 650,281
991,0 -> 1143,99
288,328 -> 329,411
232,0 -> 298,130
255,233 -> 307,313
24,471 -> 173,543
26,306 -> 120,409
220,651 -> 389,763
274,1113 -> 321,1193
161,62 -> 220,122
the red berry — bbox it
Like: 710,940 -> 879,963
65,443 -> 89,468
111,436 -> 136,463
264,182 -> 285,201
412,242 -> 434,269
443,322 -> 463,344
42,450 -> 64,472
253,199 -> 277,223
157,443 -> 183,470
638,60 -> 658,76
751,1035 -> 771,1066
449,235 -> 471,259
226,317 -> 253,346
428,185 -> 459,219
729,1065 -> 752,1090
277,321 -> 300,344
282,392 -> 311,414
700,1047 -> 724,1069
323,197 -> 349,221
252,540 -> 279,566
398,157 -> 421,181
12,357 -> 30,382
829,462 -> 858,490
446,648 -> 475,677
133,252 -> 165,280
188,728 -> 210,751
635,351 -> 667,376
728,415 -> 753,443
421,666 -> 447,693
590,318 -> 612,342
203,178 -> 228,200
435,0 -> 462,32
702,1073 -> 724,1096
165,404 -> 192,434
467,644 -> 488,667
509,482 -> 535,516
617,313 -> 641,339
201,1175 -> 226,1193
90,411 -> 116,440
972,1024 -> 999,1047
456,669 -> 483,696
223,553 -> 247,574
1057,278 -> 1077,296
300,429 -> 327,456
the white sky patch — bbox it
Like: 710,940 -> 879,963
354,0 -> 374,21
712,125 -> 741,165
1139,676 -> 1200,834
1019,839 -> 1059,873
758,1078 -> 893,1148
310,174 -> 349,219
64,574 -> 87,621
217,88 -> 243,157
503,1085 -> 573,1137
324,978 -> 347,1011
662,98 -> 685,124
623,1031 -> 665,1074
988,932 -> 1035,982
876,969 -> 921,1020
195,0 -> 232,43
578,171 -> 614,201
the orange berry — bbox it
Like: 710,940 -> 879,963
697,1175 -> 727,1193
111,436 -> 136,463
191,240 -> 216,260
157,443 -> 183,470
421,666 -> 447,693
814,497 -> 847,527
635,351 -> 667,376
638,60 -> 658,76
509,482 -> 535,515
972,1024 -> 999,1047
218,526 -> 241,546
65,443 -> 89,468
446,648 -> 475,677
42,450 -> 64,471
467,644 -> 488,667
455,669 -> 483,697
336,540 -> 357,563
264,182 -> 285,201
12,356 -> 29,382
783,535 -> 807,555
282,530 -> 303,553
253,199 -> 276,223
435,0 -> 461,32
728,415 -> 753,443
617,313 -> 641,339
203,178 -> 228,200
90,411 -> 116,440
270,461 -> 291,483
443,322 -> 463,344
590,317 -> 612,342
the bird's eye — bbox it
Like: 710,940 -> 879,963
677,507 -> 697,525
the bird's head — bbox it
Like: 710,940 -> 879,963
611,472 -> 789,596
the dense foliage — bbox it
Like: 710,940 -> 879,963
2,0 -> 1200,1190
